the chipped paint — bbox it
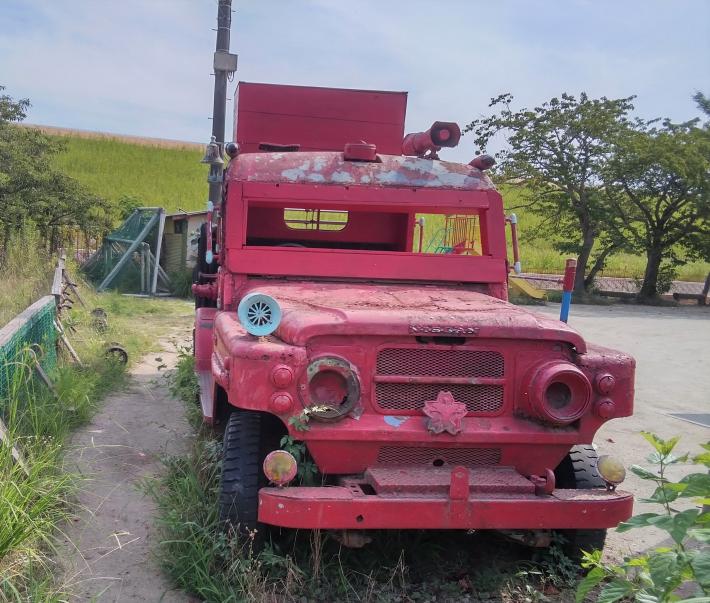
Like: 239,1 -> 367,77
229,151 -> 495,191
330,170 -> 356,184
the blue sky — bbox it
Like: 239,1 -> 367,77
1,0 -> 708,162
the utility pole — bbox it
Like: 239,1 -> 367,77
202,0 -> 237,263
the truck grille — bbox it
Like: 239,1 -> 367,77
377,446 -> 501,467
374,348 -> 505,414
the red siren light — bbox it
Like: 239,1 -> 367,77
343,141 -> 378,162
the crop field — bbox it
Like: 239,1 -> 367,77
50,132 -> 709,281
51,135 -> 205,213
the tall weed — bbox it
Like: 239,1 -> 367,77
0,229 -> 53,327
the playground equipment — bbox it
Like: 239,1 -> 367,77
428,212 -> 548,301
82,208 -> 171,294
425,214 -> 481,255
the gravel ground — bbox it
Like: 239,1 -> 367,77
535,302 -> 710,560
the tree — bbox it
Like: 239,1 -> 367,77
465,93 -> 636,291
0,86 -> 111,256
604,100 -> 710,300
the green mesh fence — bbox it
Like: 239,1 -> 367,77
0,296 -> 58,403
82,208 -> 161,292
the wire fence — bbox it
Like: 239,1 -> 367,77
0,296 -> 57,403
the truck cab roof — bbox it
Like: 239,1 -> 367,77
226,150 -> 496,193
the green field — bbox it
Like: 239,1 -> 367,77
52,134 -> 709,281
52,135 -> 206,213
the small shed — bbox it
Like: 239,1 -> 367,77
164,210 -> 208,274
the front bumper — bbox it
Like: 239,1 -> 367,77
258,466 -> 633,530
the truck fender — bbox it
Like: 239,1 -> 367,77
195,307 -> 217,372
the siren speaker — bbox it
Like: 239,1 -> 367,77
237,292 -> 282,337
429,121 -> 461,148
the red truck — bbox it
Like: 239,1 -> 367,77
193,82 -> 634,557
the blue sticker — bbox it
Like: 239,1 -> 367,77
384,415 -> 408,428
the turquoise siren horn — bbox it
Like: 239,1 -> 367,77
237,292 -> 282,337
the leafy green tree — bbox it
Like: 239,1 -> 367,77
603,101 -> 710,300
0,86 -> 111,255
465,93 -> 636,291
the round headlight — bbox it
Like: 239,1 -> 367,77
298,356 -> 360,422
529,361 -> 592,425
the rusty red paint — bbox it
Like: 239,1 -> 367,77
195,83 -> 636,537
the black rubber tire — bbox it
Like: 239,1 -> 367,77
554,445 -> 607,562
220,410 -> 263,538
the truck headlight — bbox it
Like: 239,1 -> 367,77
529,361 -> 592,425
299,356 -> 360,422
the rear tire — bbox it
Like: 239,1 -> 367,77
553,445 -> 607,562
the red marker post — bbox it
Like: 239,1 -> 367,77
560,259 -> 576,323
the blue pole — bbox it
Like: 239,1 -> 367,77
560,291 -> 572,323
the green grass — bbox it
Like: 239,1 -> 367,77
50,134 -> 710,282
0,321 -> 126,600
0,230 -> 54,328
0,246 -> 192,600
51,136 -> 206,213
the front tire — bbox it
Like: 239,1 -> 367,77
553,445 -> 607,562
219,410 -> 263,538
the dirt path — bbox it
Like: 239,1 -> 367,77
59,332 -> 195,602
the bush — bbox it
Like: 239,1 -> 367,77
577,433 -> 710,602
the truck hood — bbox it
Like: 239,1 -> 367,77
247,282 -> 586,352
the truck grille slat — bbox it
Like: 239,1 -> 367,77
376,382 -> 503,412
377,348 -> 504,378
374,347 -> 505,414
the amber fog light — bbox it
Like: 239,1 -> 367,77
263,450 -> 297,486
529,361 -> 592,425
597,455 -> 626,489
